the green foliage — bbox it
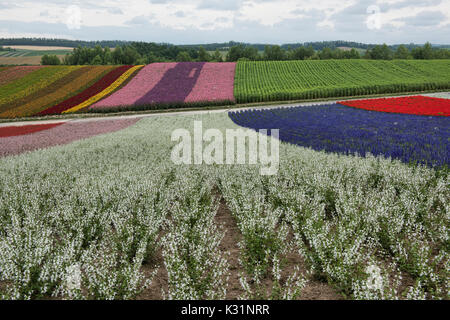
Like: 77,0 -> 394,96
234,59 -> 450,103
41,54 -> 61,65
264,45 -> 286,61
211,49 -> 223,62
176,51 -> 193,62
367,44 -> 393,60
395,45 -> 411,59
197,46 -> 211,62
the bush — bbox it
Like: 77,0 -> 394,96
41,55 -> 61,65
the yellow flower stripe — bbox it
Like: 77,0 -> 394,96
63,65 -> 144,114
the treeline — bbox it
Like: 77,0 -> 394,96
41,42 -> 450,65
225,42 -> 450,61
42,43 -> 225,65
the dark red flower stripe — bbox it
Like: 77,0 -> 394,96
338,96 -> 450,117
0,122 -> 64,138
37,65 -> 134,116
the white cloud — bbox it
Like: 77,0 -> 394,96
0,0 -> 448,43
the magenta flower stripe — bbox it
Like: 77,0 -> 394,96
90,63 -> 176,109
185,62 -> 236,103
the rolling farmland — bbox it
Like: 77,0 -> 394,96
0,60 -> 449,119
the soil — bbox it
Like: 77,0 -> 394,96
214,194 -> 245,300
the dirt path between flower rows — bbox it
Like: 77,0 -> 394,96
214,192 -> 343,300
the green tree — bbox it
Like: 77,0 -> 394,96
290,46 -> 315,60
90,55 -> 103,65
198,46 -> 211,62
394,45 -> 410,59
319,47 -> 334,59
264,45 -> 286,60
176,51 -> 192,62
41,54 -> 61,65
226,45 -> 245,62
243,47 -> 260,60
212,49 -> 223,62
369,44 -> 393,60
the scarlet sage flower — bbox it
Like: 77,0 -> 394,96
338,96 -> 450,117
0,122 -> 64,138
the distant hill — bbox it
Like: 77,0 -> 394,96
0,38 -> 448,52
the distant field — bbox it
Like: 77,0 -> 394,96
234,59 -> 450,103
3,45 -> 74,51
0,46 -> 73,65
0,55 -> 66,65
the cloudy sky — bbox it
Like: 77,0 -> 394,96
0,0 -> 449,44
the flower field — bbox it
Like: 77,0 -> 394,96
0,66 -> 77,107
0,118 -> 139,157
338,96 -> 450,116
229,104 -> 449,167
0,66 -> 43,87
90,62 -> 236,112
0,66 -> 116,118
0,110 -> 448,300
234,60 -> 450,103
0,60 -> 449,119
36,65 -> 138,116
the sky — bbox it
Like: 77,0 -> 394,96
0,0 -> 449,44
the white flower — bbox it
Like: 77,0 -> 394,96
366,264 -> 383,292
66,264 -> 82,292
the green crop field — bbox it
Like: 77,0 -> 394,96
234,60 -> 450,103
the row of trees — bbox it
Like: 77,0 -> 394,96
226,42 -> 450,61
41,42 -> 450,65
41,44 -> 225,65
365,43 -> 450,60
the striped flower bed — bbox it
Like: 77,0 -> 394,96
0,66 -> 115,118
90,62 -> 236,111
0,66 -> 43,87
38,66 -> 137,116
0,66 -> 76,107
63,65 -> 143,114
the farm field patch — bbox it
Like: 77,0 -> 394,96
234,60 -> 450,103
0,111 -> 447,300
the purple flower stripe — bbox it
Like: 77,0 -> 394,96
0,118 -> 139,157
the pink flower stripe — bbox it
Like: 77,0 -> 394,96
90,63 -> 176,109
0,66 -> 44,87
0,118 -> 140,157
185,62 -> 236,103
